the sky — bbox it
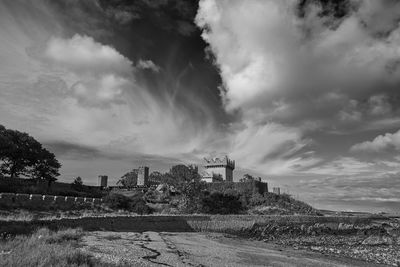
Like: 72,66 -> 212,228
1,0 -> 400,213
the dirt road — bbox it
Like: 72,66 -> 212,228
81,231 -> 387,267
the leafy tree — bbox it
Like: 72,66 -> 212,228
149,171 -> 163,183
239,173 -> 255,182
179,178 -> 207,213
212,173 -> 223,182
71,176 -> 83,190
117,169 -> 138,188
31,148 -> 61,183
103,193 -> 152,214
165,164 -> 201,189
0,125 -> 61,181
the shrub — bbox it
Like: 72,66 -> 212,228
144,188 -> 170,203
130,200 -> 152,215
103,193 -> 152,214
0,228 -> 117,267
249,192 -> 318,215
200,191 -> 243,214
104,193 -> 132,210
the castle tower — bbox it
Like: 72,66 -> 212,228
137,166 -> 149,186
202,156 -> 235,182
273,187 -> 281,195
98,175 -> 108,187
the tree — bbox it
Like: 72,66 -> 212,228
149,171 -> 163,183
31,148 -> 61,184
165,164 -> 201,189
212,173 -> 223,182
240,173 -> 255,182
117,169 -> 139,188
0,125 -> 61,181
162,164 -> 206,213
71,176 -> 83,190
179,177 -> 207,213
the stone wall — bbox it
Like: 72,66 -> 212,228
206,180 -> 269,195
0,177 -> 103,197
0,192 -> 103,210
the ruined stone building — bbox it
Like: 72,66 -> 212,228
97,175 -> 108,188
137,166 -> 149,186
201,156 -> 235,183
273,187 -> 281,195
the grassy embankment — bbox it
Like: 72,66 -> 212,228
0,228 -> 123,267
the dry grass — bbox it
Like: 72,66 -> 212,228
188,218 -> 256,232
0,208 -> 142,222
0,228 -> 120,267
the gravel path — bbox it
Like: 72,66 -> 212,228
80,231 -> 388,266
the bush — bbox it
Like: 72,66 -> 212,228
200,191 -> 243,214
0,228 -> 117,267
144,188 -> 170,203
103,193 -> 132,210
130,200 -> 152,215
249,192 -> 318,215
103,193 -> 152,214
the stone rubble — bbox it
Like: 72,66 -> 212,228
248,218 -> 400,266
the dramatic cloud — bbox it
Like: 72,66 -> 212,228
196,0 -> 400,127
43,34 -> 134,105
0,2 -> 218,173
44,34 -> 133,75
40,35 -> 217,156
351,129 -> 400,153
196,0 -> 400,174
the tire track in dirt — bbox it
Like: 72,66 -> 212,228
136,233 -> 173,266
160,233 -> 205,267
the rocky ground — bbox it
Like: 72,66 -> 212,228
80,231 -> 384,266
248,217 -> 400,266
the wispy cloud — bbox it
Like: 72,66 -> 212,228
136,59 -> 161,72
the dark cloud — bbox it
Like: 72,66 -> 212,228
43,141 -> 105,160
45,0 -> 230,127
298,0 -> 354,20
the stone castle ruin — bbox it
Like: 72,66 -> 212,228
137,166 -> 149,186
97,175 -> 108,188
201,156 -> 235,183
273,187 -> 281,195
124,156 -> 268,196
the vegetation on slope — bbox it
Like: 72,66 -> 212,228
0,228 -> 120,266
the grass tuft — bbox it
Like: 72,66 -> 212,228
0,227 -> 118,266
